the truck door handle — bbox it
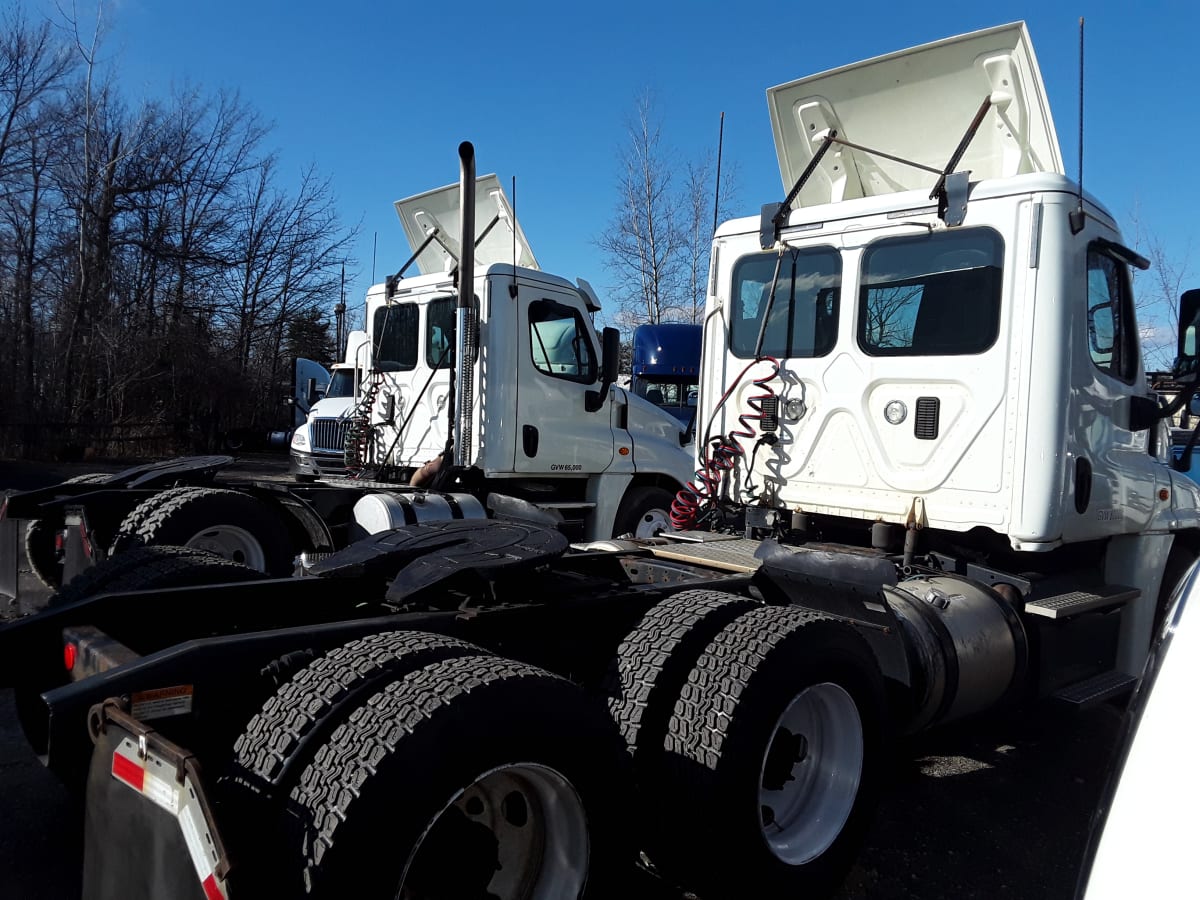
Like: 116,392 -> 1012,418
523,425 -> 539,458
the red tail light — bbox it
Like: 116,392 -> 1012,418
63,642 -> 77,672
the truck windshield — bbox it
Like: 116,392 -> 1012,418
730,247 -> 840,359
326,369 -> 356,398
636,380 -> 697,408
858,228 -> 1003,356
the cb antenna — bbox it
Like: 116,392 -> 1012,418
712,111 -> 725,235
1069,17 -> 1087,234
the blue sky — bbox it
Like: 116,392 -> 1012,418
33,1 -> 1200,343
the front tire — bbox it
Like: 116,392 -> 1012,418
612,486 -> 675,539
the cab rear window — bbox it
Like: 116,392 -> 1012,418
858,229 -> 1003,356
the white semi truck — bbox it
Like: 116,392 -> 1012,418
0,21 -> 1197,900
286,175 -> 693,537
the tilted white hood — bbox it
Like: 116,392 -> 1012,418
394,174 -> 538,276
767,22 -> 1063,208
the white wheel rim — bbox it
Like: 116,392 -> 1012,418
182,525 -> 267,571
757,682 -> 864,865
634,507 -> 671,539
400,763 -> 590,900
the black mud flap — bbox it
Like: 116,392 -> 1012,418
83,702 -> 231,900
0,515 -> 19,601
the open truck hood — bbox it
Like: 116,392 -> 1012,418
394,175 -> 538,276
767,22 -> 1063,208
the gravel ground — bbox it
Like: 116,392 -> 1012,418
0,457 -> 1123,899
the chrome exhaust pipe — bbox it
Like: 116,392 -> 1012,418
454,141 -> 476,468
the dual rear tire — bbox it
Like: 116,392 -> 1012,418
224,593 -> 885,899
225,633 -> 630,899
606,591 -> 886,899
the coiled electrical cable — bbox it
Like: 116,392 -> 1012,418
670,356 -> 780,530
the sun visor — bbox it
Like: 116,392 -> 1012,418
394,174 -> 539,276
767,22 -> 1063,208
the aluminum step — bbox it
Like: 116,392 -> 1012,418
1024,585 -> 1139,620
649,537 -> 765,573
1051,670 -> 1138,710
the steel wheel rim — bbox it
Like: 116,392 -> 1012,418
757,681 -> 864,865
399,762 -> 590,900
634,507 -> 671,539
182,524 -> 267,571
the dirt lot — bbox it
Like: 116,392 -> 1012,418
0,458 -> 1123,899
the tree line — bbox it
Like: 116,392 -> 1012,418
0,6 -> 355,459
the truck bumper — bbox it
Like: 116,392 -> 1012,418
289,449 -> 348,479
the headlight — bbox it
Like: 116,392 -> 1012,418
291,431 -> 308,449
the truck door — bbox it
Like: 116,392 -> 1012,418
513,285 -> 615,474
1070,240 -> 1165,536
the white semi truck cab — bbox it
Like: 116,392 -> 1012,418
296,173 -> 695,540
680,21 -> 1200,687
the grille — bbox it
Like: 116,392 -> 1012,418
311,417 -> 351,454
914,397 -> 940,440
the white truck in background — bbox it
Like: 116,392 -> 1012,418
288,331 -> 369,480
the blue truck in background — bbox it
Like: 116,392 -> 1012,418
629,323 -> 702,426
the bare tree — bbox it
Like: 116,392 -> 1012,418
597,93 -> 739,332
1127,203 -> 1194,371
0,2 -> 358,457
596,92 -> 684,327
680,150 -> 738,324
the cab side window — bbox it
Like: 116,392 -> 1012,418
529,299 -> 597,383
372,304 -> 419,372
1086,247 -> 1138,383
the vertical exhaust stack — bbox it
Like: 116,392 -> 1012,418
455,142 -> 476,468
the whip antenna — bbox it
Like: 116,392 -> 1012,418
1069,17 -> 1087,234
712,111 -> 725,235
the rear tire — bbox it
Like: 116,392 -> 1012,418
604,589 -> 759,785
49,544 -> 265,608
653,605 -> 886,899
230,630 -> 485,795
25,473 -> 110,588
110,486 -> 294,575
290,655 -> 631,898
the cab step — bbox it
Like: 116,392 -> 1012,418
1024,585 -> 1139,620
1051,670 -> 1138,710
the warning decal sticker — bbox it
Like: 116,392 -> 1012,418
130,685 -> 194,720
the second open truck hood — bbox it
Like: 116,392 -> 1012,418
767,22 -> 1063,208
394,174 -> 538,276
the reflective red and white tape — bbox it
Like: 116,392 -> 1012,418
111,736 -> 230,900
